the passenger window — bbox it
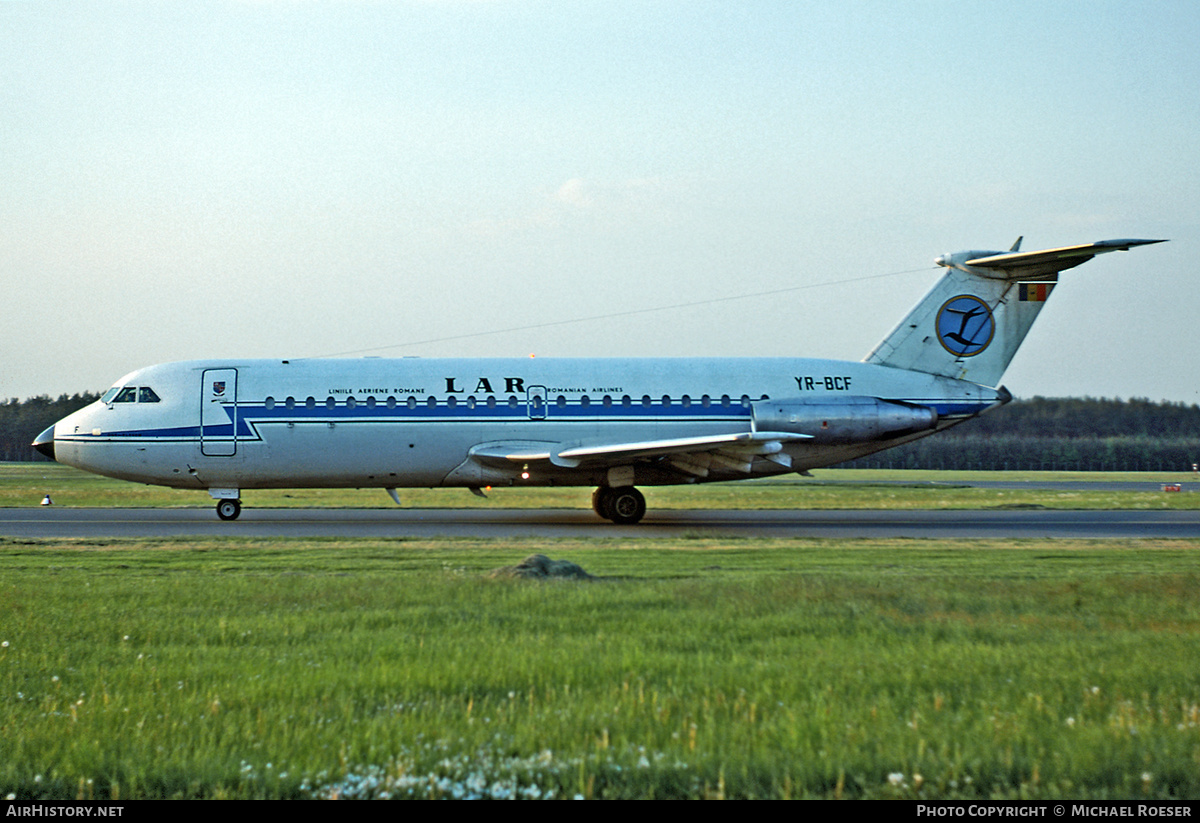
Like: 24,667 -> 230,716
427,396 -> 438,408
138,387 -> 161,403
622,395 -> 632,407
325,397 -> 336,410
446,396 -> 457,409
602,395 -> 612,407
556,395 -> 566,408
264,396 -> 275,410
681,395 -> 692,408
721,395 -> 731,407
661,395 -> 671,407
701,395 -> 711,408
386,396 -> 397,409
407,396 -> 417,410
306,397 -> 316,409
641,395 -> 651,408
346,396 -> 357,409
285,396 -> 295,410
580,395 -> 591,408
486,396 -> 497,409
366,396 -> 376,409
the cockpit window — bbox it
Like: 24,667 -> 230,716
104,386 -> 161,404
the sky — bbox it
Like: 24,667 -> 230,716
3,1 -> 1197,404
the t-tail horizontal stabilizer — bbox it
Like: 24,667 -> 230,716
864,238 -> 1166,387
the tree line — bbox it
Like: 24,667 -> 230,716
0,393 -> 100,461
2,392 -> 1198,471
837,396 -> 1200,471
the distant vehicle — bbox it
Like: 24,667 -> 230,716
34,238 -> 1165,523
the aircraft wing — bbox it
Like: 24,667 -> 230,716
471,430 -> 812,474
966,238 -> 1166,278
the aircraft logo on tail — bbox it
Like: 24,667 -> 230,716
935,295 -> 994,356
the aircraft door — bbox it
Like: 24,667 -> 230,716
201,368 -> 238,456
527,385 -> 548,420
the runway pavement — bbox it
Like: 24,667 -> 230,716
3,506 -> 1200,539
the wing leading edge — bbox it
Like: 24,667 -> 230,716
471,430 -> 812,472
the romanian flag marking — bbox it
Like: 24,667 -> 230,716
1019,282 -> 1053,302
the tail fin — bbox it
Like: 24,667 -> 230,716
865,238 -> 1166,387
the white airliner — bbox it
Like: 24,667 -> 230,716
34,238 -> 1164,523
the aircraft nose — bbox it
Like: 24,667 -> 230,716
32,425 -> 56,461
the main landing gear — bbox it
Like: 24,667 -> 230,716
592,486 -> 646,525
215,498 -> 242,521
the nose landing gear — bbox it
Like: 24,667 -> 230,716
215,498 -> 242,521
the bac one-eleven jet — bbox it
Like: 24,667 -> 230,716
35,238 -> 1165,524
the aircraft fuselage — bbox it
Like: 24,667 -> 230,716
48,356 -> 998,492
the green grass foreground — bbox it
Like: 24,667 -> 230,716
2,537 -> 1199,799
5,463 -> 1200,510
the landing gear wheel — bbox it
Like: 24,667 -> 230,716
216,498 -> 242,521
607,486 -> 646,525
592,487 -> 616,520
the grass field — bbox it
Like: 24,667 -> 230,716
4,462 -> 1199,510
4,464 -> 1198,799
2,536 -> 1199,800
